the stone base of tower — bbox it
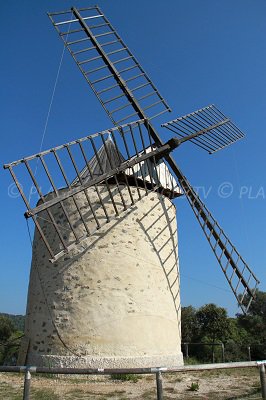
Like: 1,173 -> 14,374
25,353 -> 184,368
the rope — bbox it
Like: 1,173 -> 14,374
28,23 -> 71,205
26,219 -> 33,247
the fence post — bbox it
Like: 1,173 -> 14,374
221,343 -> 225,363
185,343 -> 189,359
260,364 -> 266,400
156,370 -> 163,400
247,346 -> 251,361
23,368 -> 31,400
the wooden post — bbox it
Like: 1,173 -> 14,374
23,368 -> 31,400
221,343 -> 225,363
185,343 -> 189,359
247,346 -> 251,361
156,370 -> 163,400
212,344 -> 215,364
260,364 -> 266,400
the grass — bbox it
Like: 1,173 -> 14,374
187,381 -> 199,391
188,367 -> 258,379
0,386 -> 128,400
166,372 -> 182,382
65,389 -> 127,398
142,389 -> 156,399
0,383 -> 60,400
145,374 -> 154,381
0,381 -> 23,400
225,387 -> 261,399
65,388 -> 85,397
164,386 -> 177,393
31,389 -> 60,400
184,357 -> 200,365
0,366 -> 261,399
102,390 -> 127,397
110,373 -> 140,383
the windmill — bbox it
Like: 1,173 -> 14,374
4,6 -> 259,368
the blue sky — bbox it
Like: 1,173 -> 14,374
1,0 -> 265,316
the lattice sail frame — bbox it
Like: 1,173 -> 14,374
4,120 -> 180,263
48,6 -> 171,126
162,105 -> 245,154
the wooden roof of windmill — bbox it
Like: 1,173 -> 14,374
72,136 -> 182,198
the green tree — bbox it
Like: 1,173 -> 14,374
237,290 -> 266,343
0,313 -> 25,332
237,291 -> 266,360
194,304 -> 231,362
224,318 -> 251,361
245,290 -> 266,321
0,316 -> 16,365
0,316 -> 15,342
195,303 -> 231,343
180,294 -> 266,363
181,306 -> 198,342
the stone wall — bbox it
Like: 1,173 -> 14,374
20,185 -> 183,367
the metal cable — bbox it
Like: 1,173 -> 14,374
28,22 -> 71,204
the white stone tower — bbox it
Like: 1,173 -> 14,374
19,140 -> 183,368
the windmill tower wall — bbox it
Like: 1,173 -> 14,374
21,185 -> 183,368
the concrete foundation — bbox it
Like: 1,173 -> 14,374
20,185 -> 183,367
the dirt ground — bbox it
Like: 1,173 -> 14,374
0,368 -> 262,399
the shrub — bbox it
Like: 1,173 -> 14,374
111,373 -> 139,382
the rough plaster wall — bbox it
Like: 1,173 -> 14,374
22,185 -> 183,367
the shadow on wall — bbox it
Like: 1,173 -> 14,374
43,188 -> 181,323
137,195 -> 181,327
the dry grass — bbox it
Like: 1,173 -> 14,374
0,367 -> 262,399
